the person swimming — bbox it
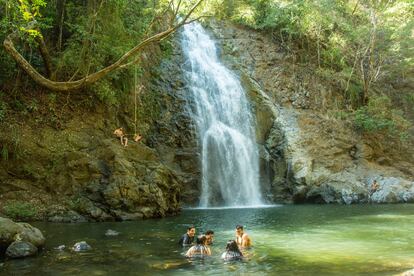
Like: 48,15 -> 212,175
178,226 -> 196,246
204,230 -> 214,245
185,235 -> 211,258
221,240 -> 243,261
235,225 -> 252,248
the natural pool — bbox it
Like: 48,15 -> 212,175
1,204 -> 414,275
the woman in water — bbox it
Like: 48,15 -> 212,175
221,240 -> 243,261
185,235 -> 211,258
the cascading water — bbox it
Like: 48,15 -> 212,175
181,22 -> 264,207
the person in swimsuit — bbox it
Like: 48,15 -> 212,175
178,226 -> 196,246
221,240 -> 243,261
185,235 -> 211,258
235,225 -> 252,248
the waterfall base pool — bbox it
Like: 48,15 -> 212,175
2,204 -> 414,275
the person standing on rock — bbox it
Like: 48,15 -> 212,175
371,180 -> 380,193
178,226 -> 196,246
235,225 -> 252,248
369,179 -> 380,200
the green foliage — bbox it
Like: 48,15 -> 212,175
403,92 -> 414,109
2,201 -> 37,221
1,145 -> 8,161
0,100 -> 7,121
204,0 -> 413,109
354,96 -> 411,140
90,79 -> 118,106
0,0 -> 176,106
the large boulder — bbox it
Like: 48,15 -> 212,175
5,241 -> 38,258
370,177 -> 414,203
0,217 -> 21,249
16,223 -> 45,248
0,217 -> 45,255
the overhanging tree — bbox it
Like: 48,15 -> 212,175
3,0 -> 203,92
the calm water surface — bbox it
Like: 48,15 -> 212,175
2,204 -> 414,275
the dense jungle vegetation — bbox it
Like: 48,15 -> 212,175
0,0 -> 413,141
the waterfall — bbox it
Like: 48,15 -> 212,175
181,22 -> 264,207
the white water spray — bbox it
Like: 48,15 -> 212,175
181,23 -> 263,207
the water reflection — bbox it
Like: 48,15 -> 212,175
2,204 -> 414,275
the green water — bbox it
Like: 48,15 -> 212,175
2,204 -> 414,275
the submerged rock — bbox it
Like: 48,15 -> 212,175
72,241 -> 91,252
6,241 -> 38,258
105,229 -> 119,237
55,245 -> 66,251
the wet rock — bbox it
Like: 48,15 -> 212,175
72,241 -> 91,252
0,217 -> 22,250
113,211 -> 143,221
6,241 -> 38,258
47,210 -> 87,223
17,223 -> 46,248
370,177 -> 414,203
0,217 -> 45,255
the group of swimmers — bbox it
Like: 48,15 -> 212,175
178,225 -> 252,261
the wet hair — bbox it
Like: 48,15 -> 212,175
226,240 -> 242,255
187,226 -> 195,231
196,235 -> 207,245
236,225 -> 244,230
205,230 -> 214,235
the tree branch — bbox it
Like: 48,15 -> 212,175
3,0 -> 204,92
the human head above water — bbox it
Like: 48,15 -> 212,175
196,235 -> 207,245
187,226 -> 196,237
226,240 -> 241,253
236,225 -> 244,235
205,230 -> 214,244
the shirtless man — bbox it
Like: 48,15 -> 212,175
204,230 -> 214,245
371,180 -> 380,193
113,127 -> 128,147
235,225 -> 252,248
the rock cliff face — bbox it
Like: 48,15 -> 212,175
0,35 -> 199,221
207,21 -> 414,204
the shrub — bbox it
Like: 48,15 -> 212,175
2,201 -> 37,221
354,96 -> 411,140
0,101 -> 6,121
